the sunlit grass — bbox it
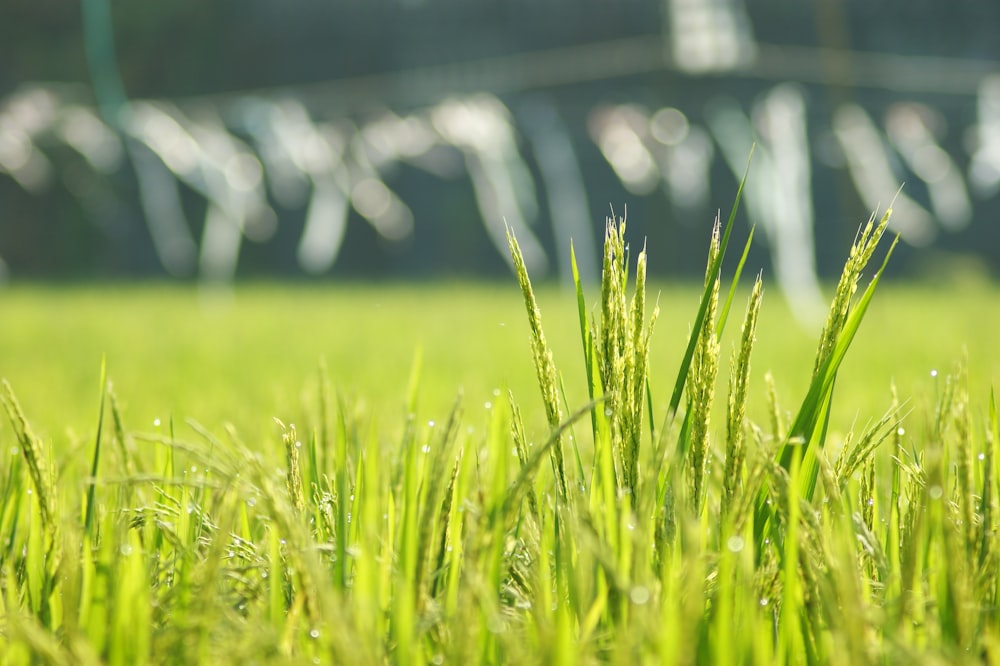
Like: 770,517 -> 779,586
1,202 -> 1000,663
0,279 -> 996,440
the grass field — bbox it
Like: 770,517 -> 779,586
0,280 -> 996,443
2,207 -> 1000,663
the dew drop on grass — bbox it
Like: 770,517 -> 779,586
428,420 -> 436,428
247,497 -> 257,508
422,445 -> 431,454
26,488 -> 32,496
431,654 -> 445,666
727,536 -> 745,553
9,447 -> 18,456
492,388 -> 501,397
484,401 -> 492,410
930,369 -> 938,378
604,408 -> 613,417
929,485 -> 944,500
897,427 -> 906,436
759,598 -> 770,607
295,440 -> 302,449
120,544 -> 133,556
866,498 -> 874,506
979,453 -> 986,461
309,629 -> 320,639
261,571 -> 268,579
153,418 -> 161,427
629,585 -> 650,605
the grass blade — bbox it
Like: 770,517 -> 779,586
84,356 -> 108,537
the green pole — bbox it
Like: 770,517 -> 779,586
81,0 -> 128,124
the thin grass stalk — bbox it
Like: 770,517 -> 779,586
773,226 -> 899,518
509,394 -> 542,525
413,397 -> 463,611
978,389 -> 1000,622
507,226 -> 569,501
429,451 -> 463,600
765,371 -> 784,442
835,405 -> 905,489
315,360 -> 332,488
277,420 -> 306,515
950,361 -> 977,559
571,243 -> 601,448
777,207 -> 896,474
633,246 -> 659,485
1,379 -> 61,627
668,148 -> 752,417
557,375 -> 588,490
499,401 -> 601,528
812,209 -> 889,377
624,241 -> 649,495
84,359 -> 108,537
687,222 -> 721,515
596,217 -> 628,492
1,381 -> 58,541
724,274 -> 763,516
107,383 -> 135,477
334,396 -> 354,593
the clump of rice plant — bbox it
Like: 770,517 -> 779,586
2,181 -> 998,664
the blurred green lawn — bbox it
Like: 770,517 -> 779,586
0,281 -> 997,449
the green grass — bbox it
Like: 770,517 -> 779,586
1,206 -> 1000,663
0,280 -> 996,441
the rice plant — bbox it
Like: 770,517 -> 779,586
1,188 -> 998,664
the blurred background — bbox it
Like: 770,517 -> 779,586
2,0 -> 999,309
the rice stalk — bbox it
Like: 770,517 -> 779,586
835,405 -> 905,489
775,206 -> 898,501
277,420 -> 306,515
507,225 -> 569,501
765,371 -> 784,443
1,379 -> 62,626
589,215 -> 658,497
724,274 -> 763,515
686,221 -> 721,515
